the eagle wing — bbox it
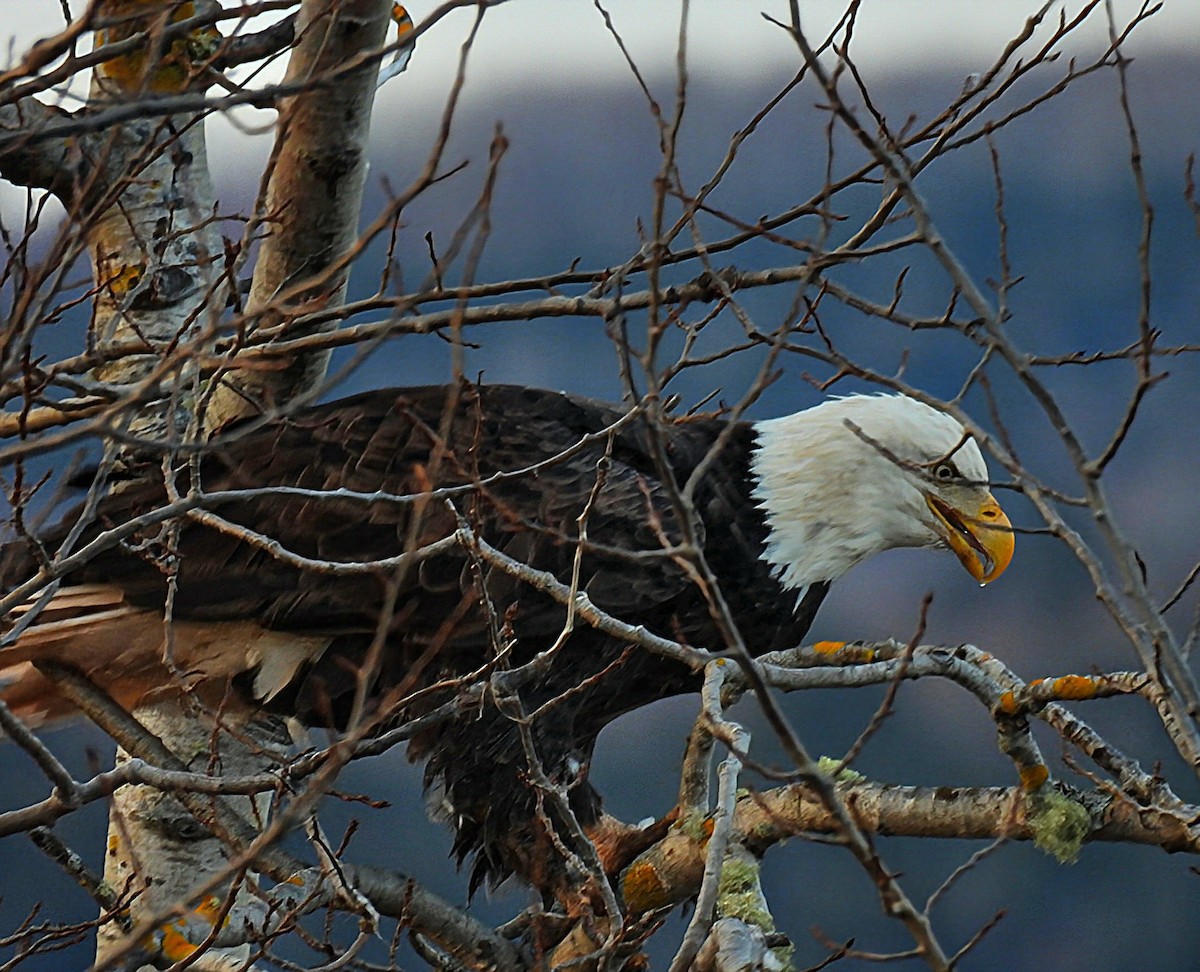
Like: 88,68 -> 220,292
1,382 -> 821,892
2,384 -> 716,722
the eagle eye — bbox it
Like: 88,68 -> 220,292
933,461 -> 959,482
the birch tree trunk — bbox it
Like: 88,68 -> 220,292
84,8 -> 228,963
81,1 -> 389,965
209,0 -> 391,428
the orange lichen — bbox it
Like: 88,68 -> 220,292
1019,763 -> 1050,791
154,922 -> 198,962
622,860 -> 669,912
105,263 -> 144,297
96,1 -> 220,94
812,640 -> 847,655
997,691 -> 1019,714
392,4 -> 414,36
194,896 -> 225,924
145,898 -> 227,961
1052,675 -> 1097,700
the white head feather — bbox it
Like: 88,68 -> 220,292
750,394 -> 990,591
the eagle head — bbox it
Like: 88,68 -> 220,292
751,394 -> 1014,591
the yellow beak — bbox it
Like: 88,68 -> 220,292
925,491 -> 1014,584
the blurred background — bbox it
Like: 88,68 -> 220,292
2,2 -> 1200,969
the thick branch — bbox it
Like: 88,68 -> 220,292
219,0 -> 392,424
0,96 -> 82,198
623,779 -> 1200,915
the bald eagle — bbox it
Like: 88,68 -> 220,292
0,383 -> 1012,892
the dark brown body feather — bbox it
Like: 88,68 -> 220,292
2,383 -> 827,890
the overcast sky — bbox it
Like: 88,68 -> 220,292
4,1 -> 1198,215
7,1 -> 1200,96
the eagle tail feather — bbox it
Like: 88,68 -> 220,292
1,584 -> 330,730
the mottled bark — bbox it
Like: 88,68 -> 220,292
0,97 -> 84,199
211,0 -> 391,427
78,5 -> 245,968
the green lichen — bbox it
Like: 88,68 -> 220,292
677,809 -> 712,842
185,28 -> 223,63
718,857 -> 774,932
816,755 -> 865,784
1029,789 -> 1091,863
770,940 -> 795,972
718,857 -> 793,971
751,821 -> 776,845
